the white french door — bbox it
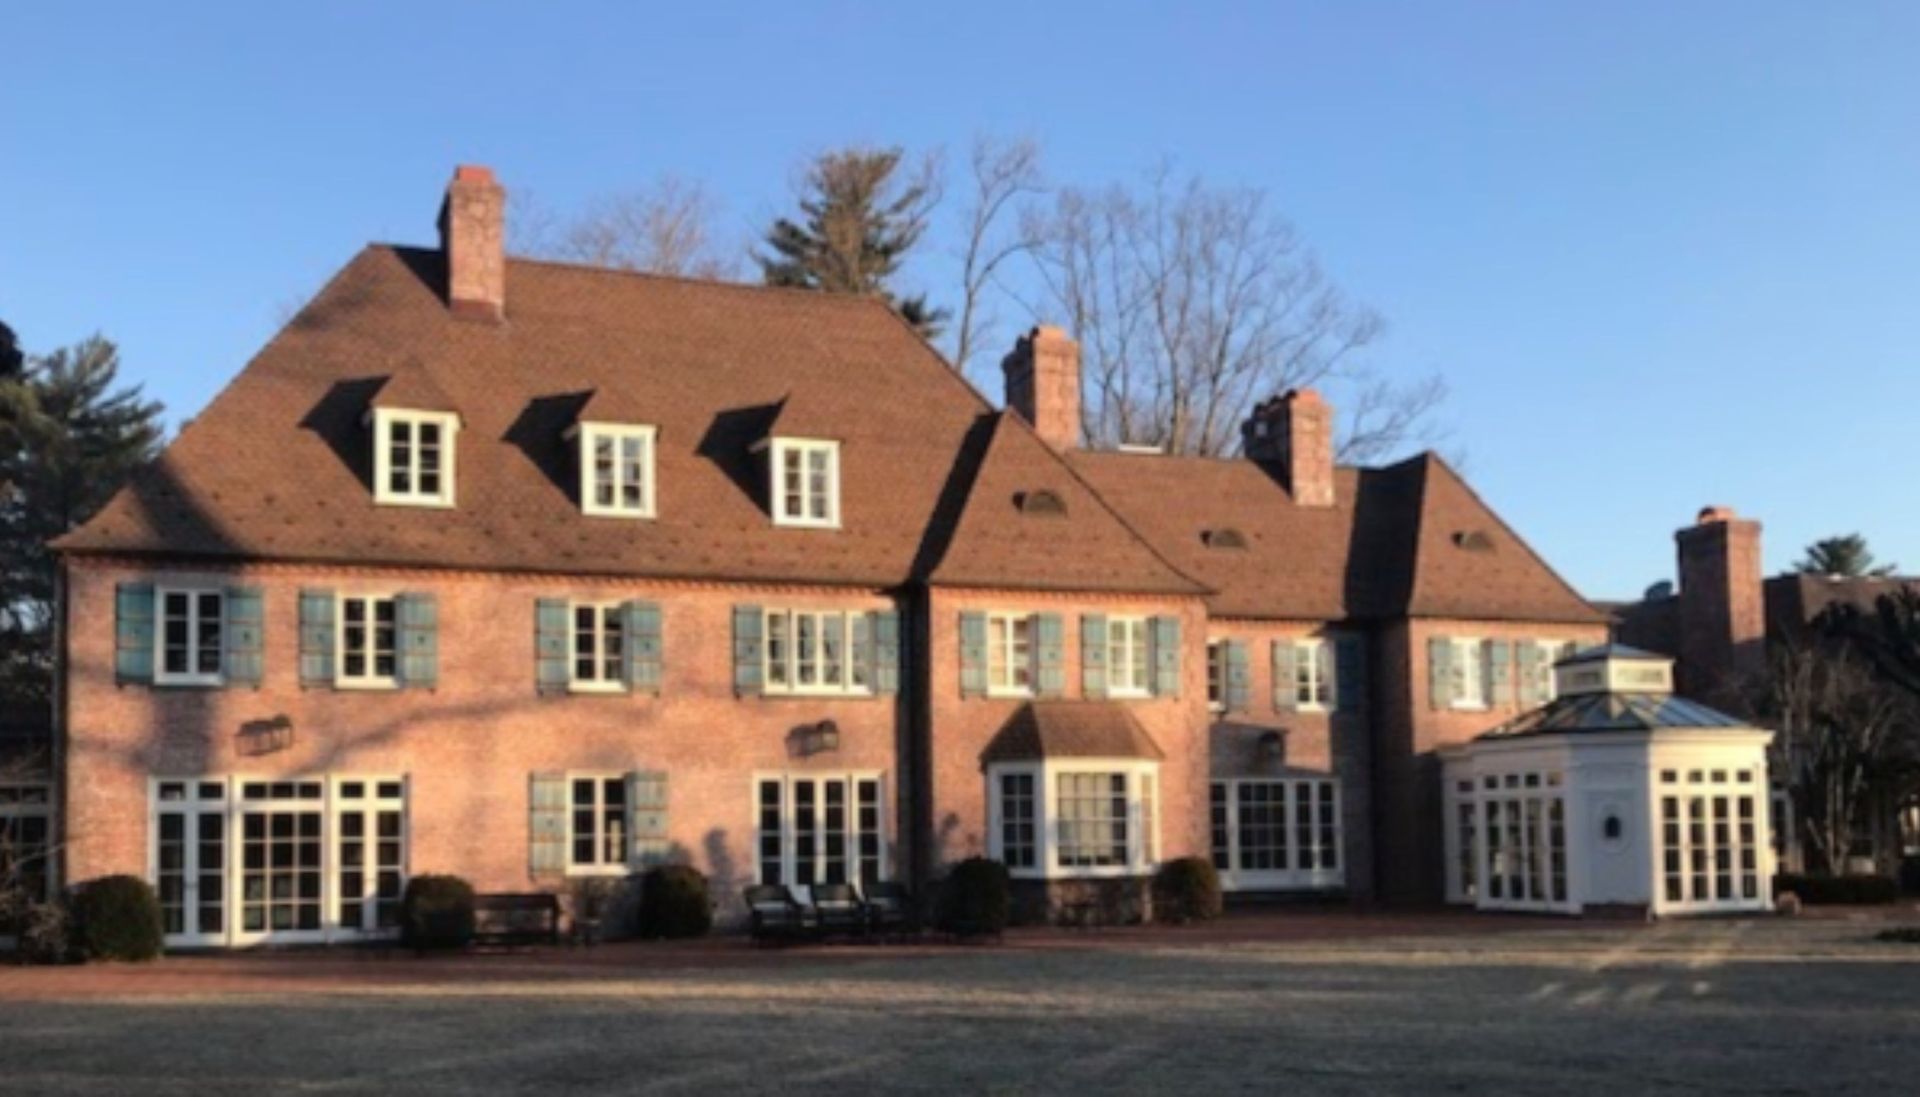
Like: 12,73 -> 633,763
153,781 -> 229,947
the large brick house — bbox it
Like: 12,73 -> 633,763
39,166 -> 1609,947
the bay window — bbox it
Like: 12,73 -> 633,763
988,761 -> 1159,878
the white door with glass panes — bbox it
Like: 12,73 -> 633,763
754,773 -> 885,899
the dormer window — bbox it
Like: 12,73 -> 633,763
771,438 -> 839,528
373,409 -> 458,508
579,423 -> 656,518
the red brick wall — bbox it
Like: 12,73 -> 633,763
921,588 -> 1210,873
62,557 -> 902,906
1371,618 -> 1608,904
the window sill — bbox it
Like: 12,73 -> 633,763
152,677 -> 227,689
1107,688 -> 1151,701
567,682 -> 628,695
373,495 -> 457,510
772,517 -> 842,530
565,865 -> 632,878
1449,701 -> 1489,713
335,679 -> 402,692
762,686 -> 877,698
581,507 -> 657,520
985,689 -> 1036,700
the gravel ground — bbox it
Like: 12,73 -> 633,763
1,918 -> 1915,1095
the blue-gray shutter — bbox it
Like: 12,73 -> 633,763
624,601 -> 663,695
1224,639 -> 1250,712
397,593 -> 438,689
298,589 -> 335,688
536,599 -> 570,695
1428,637 -> 1453,710
1035,613 -> 1066,698
1518,641 -> 1546,706
223,586 -> 264,687
113,582 -> 155,685
529,772 -> 568,878
1272,641 -> 1298,711
1334,633 -> 1366,711
959,611 -> 987,698
1149,615 -> 1181,698
1080,614 -> 1108,699
1488,640 -> 1513,705
871,610 -> 901,695
851,612 -> 873,690
733,605 -> 764,696
628,771 -> 670,867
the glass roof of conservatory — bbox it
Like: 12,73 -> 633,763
1478,644 -> 1751,740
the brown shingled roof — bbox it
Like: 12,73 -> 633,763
980,701 -> 1166,764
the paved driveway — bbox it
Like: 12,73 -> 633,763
1,915 -> 1915,1094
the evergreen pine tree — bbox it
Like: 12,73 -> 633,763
758,147 -> 949,338
0,334 -> 164,707
1796,533 -> 1895,579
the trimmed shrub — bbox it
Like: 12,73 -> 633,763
1774,873 -> 1899,906
935,857 -> 1010,937
1152,856 -> 1223,925
400,875 -> 476,951
18,901 -> 75,964
71,875 -> 163,961
636,865 -> 712,939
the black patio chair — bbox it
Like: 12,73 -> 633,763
744,884 -> 813,945
860,881 -> 917,939
810,882 -> 870,939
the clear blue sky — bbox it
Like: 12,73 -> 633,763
4,2 -> 1916,599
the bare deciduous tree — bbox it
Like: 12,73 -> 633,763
514,177 -> 738,280
951,136 -> 1044,379
1023,166 -> 1445,461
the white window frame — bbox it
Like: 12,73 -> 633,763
566,773 -> 630,877
579,422 -> 657,519
771,437 -> 841,529
1294,639 -> 1331,712
1206,638 -> 1226,713
1470,769 -> 1574,914
1450,637 -> 1489,711
1210,777 -> 1344,892
567,602 -> 626,694
751,772 -> 888,892
336,593 -> 400,690
372,408 -> 459,508
762,609 -> 870,696
154,585 -> 226,687
986,612 -> 1035,698
1105,616 -> 1151,698
987,759 -> 1160,880
1534,639 -> 1576,702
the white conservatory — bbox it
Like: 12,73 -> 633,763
1441,645 -> 1777,918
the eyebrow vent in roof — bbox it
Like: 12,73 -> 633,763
1017,490 -> 1068,517
1203,528 -> 1249,550
1452,529 -> 1495,553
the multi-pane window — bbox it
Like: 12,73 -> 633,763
1206,640 -> 1226,712
1294,640 -> 1330,710
157,587 -> 224,685
570,776 -> 628,872
581,424 -> 655,518
763,610 -> 867,695
1530,640 -> 1577,701
1208,779 -> 1342,889
0,784 -> 53,913
755,774 -> 885,888
1057,772 -> 1130,868
571,603 -> 625,691
772,438 -> 840,527
1105,617 -> 1151,696
1000,772 -> 1037,869
1468,770 -> 1568,910
337,595 -> 398,687
1450,638 -> 1488,709
1657,769 -> 1763,910
375,410 -> 457,507
987,613 -> 1034,695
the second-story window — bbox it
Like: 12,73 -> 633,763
374,410 -> 458,508
1206,639 -> 1226,712
764,609 -> 867,695
1294,640 -> 1331,710
571,604 -> 625,691
1106,617 -> 1151,697
1450,638 -> 1488,709
580,424 -> 655,518
772,438 -> 839,528
987,612 -> 1034,695
338,595 -> 398,688
157,587 -> 224,686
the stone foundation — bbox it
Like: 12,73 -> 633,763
1011,876 -> 1151,926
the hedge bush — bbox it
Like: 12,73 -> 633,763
1152,856 -> 1224,925
637,864 -> 712,939
400,875 -> 476,951
935,857 -> 1010,937
71,875 -> 163,961
1774,873 -> 1899,906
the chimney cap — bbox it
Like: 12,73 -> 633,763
1281,387 -> 1326,405
1696,505 -> 1738,525
452,164 -> 498,185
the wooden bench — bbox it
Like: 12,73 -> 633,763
472,893 -> 562,948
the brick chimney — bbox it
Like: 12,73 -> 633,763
1675,505 -> 1765,710
438,165 -> 506,322
1242,389 -> 1335,507
1002,326 -> 1081,450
